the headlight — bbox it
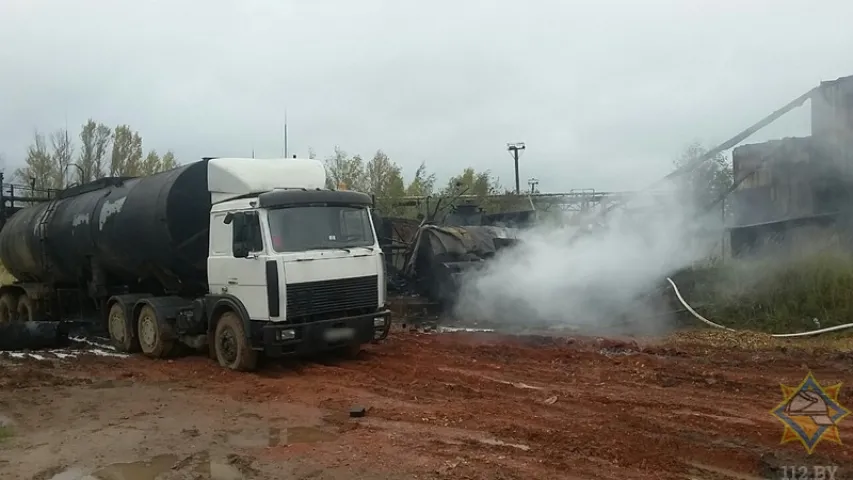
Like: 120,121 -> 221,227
373,317 -> 386,327
274,329 -> 296,341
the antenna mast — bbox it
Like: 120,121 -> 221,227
283,109 -> 288,158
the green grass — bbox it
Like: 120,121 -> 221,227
0,425 -> 13,443
671,247 -> 853,334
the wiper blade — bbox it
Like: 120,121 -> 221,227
304,245 -> 350,252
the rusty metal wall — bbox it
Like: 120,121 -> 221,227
731,138 -> 816,227
811,75 -> 853,175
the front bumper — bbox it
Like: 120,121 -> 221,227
255,309 -> 391,357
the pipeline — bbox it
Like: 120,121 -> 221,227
665,277 -> 853,338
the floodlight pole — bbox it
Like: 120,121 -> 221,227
507,142 -> 526,194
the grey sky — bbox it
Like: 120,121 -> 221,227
1,0 -> 851,192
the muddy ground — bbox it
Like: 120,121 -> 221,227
1,328 -> 852,480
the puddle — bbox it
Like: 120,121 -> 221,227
47,468 -> 96,480
0,413 -> 15,428
46,453 -> 251,480
68,336 -> 117,351
437,326 -> 496,333
209,462 -> 244,480
223,430 -> 270,448
478,438 -> 531,451
91,454 -> 177,480
222,426 -> 336,448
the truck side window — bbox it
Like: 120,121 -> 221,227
231,212 -> 263,256
245,213 -> 263,251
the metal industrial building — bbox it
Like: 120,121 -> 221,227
729,75 -> 853,255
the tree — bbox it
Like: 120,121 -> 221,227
365,150 -> 405,197
405,162 -> 436,196
15,121 -> 178,193
110,125 -> 143,176
78,120 -> 112,183
141,150 -> 161,176
323,147 -> 367,191
50,129 -> 74,188
364,150 -> 405,214
673,141 -> 734,212
15,131 -> 56,191
160,151 -> 178,171
442,168 -> 501,197
139,149 -> 180,176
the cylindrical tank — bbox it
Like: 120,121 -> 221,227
0,160 -> 211,293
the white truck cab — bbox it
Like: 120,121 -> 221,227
203,157 -> 389,368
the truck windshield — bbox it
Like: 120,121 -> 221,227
266,205 -> 375,252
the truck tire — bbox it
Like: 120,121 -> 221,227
16,295 -> 35,323
108,302 -> 140,353
137,304 -> 174,358
0,293 -> 17,324
214,311 -> 257,372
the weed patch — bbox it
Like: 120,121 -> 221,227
672,248 -> 853,334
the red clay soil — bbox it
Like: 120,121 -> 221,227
40,329 -> 852,479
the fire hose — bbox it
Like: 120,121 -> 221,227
665,277 -> 853,338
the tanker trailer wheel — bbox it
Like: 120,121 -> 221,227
137,305 -> 174,358
213,311 -> 257,372
0,293 -> 17,324
107,302 -> 140,353
16,295 -> 35,323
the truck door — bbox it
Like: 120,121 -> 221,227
211,211 -> 271,321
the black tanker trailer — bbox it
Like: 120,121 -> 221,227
0,157 -> 391,371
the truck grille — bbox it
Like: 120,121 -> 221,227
286,275 -> 378,321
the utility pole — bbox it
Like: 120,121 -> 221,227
528,177 -> 539,194
507,142 -> 526,194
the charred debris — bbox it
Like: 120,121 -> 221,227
375,196 -> 535,316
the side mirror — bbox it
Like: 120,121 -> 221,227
223,212 -> 234,224
233,243 -> 250,258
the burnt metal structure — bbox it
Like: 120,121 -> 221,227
728,75 -> 853,255
400,224 -> 519,309
0,321 -> 68,351
0,173 -> 58,228
0,160 -> 211,296
376,196 -> 526,316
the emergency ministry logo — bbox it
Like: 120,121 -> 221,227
770,372 -> 850,454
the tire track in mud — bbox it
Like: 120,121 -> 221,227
21,330 -> 853,479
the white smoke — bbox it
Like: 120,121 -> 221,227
452,185 -> 722,335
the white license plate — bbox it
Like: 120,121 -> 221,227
323,327 -> 355,342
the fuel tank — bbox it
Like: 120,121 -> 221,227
0,160 -> 211,293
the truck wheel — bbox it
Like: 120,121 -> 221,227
214,312 -> 257,372
108,302 -> 140,353
16,295 -> 35,323
0,293 -> 17,324
137,305 -> 174,358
